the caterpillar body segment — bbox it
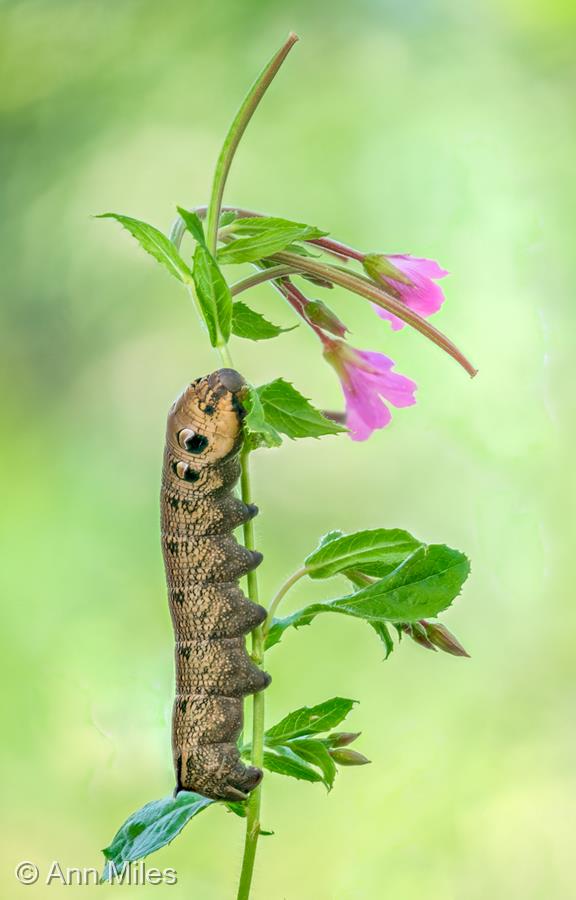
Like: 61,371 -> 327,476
161,369 -> 269,801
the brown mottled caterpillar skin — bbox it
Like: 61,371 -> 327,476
161,368 -> 270,801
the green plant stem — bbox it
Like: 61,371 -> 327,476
230,264 -> 297,296
236,450 -> 265,900
205,33 -> 299,256
264,567 -> 308,635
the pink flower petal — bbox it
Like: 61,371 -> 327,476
355,349 -> 395,372
373,306 -> 405,331
387,254 -> 449,280
373,254 -> 448,331
344,380 -> 391,441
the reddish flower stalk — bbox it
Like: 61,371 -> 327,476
271,249 -> 477,378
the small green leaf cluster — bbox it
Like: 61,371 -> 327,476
243,697 -> 366,790
98,209 -> 328,349
266,529 -> 470,659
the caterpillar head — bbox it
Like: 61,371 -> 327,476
167,369 -> 246,473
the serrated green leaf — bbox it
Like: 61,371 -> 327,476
305,528 -> 423,580
254,379 -> 346,440
319,530 -> 344,548
288,738 -> 337,790
262,747 -> 323,784
265,697 -> 357,744
218,217 -> 327,265
192,244 -> 233,345
232,301 -> 295,341
266,545 -> 470,650
243,385 -> 283,448
177,206 -> 206,246
101,792 -> 214,881
231,216 -> 324,236
98,213 -> 193,283
369,621 -> 395,659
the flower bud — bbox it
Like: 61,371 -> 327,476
304,300 -> 348,337
402,622 -> 437,651
327,731 -> 361,748
424,622 -> 470,658
329,748 -> 371,766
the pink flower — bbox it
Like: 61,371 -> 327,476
324,340 -> 417,441
364,253 -> 448,331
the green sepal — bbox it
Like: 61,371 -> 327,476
363,252 -> 413,286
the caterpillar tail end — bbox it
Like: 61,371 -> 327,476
174,759 -> 263,802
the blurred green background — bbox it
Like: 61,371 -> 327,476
1,0 -> 574,897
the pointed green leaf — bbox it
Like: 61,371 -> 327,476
177,206 -> 206,245
318,530 -> 344,547
243,385 -> 283,449
266,545 -> 470,650
232,301 -> 295,341
265,698 -> 357,744
192,244 -> 233,345
231,216 -> 326,237
305,528 -> 423,580
98,213 -> 193,283
288,738 -> 337,790
262,748 -> 323,784
101,792 -> 214,881
369,621 -> 395,659
254,379 -> 346,440
218,217 -> 327,265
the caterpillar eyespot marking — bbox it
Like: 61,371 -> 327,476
161,369 -> 269,801
178,429 -> 210,454
172,460 -> 201,482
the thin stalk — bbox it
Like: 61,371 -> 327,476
236,451 -> 265,900
216,341 -> 234,368
230,265 -> 298,296
271,250 -> 478,377
264,567 -> 308,635
205,33 -> 299,255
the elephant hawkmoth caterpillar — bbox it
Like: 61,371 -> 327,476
161,368 -> 270,801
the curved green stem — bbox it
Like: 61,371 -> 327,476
230,264 -> 298,296
236,450 -> 265,900
264,567 -> 308,635
216,341 -> 234,368
205,33 -> 299,255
